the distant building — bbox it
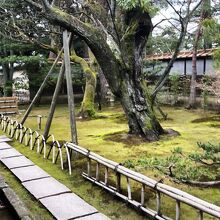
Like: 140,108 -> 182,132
12,71 -> 30,104
0,67 -> 30,103
145,48 -> 218,76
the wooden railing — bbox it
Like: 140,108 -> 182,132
0,114 -> 220,219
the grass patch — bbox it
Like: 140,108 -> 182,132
0,104 -> 220,219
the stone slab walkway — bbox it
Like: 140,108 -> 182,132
0,137 -> 109,220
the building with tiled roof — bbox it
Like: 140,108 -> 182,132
145,48 -> 218,75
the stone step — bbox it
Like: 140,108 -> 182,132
1,156 -> 34,169
0,148 -> 22,159
0,142 -> 12,150
22,177 -> 71,199
10,165 -> 50,182
39,193 -> 98,220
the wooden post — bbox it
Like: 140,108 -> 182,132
104,167 -> 108,185
20,48 -> 64,125
43,62 -> 65,139
37,115 -> 42,130
96,162 -> 100,181
156,191 -> 161,215
63,30 -> 78,144
176,200 -> 180,220
127,177 -> 132,200
116,172 -> 121,192
198,210 -> 203,220
87,158 -> 91,177
141,184 -> 145,206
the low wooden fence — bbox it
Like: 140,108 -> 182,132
0,97 -> 18,115
0,114 -> 220,219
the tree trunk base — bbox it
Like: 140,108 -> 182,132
185,104 -> 197,110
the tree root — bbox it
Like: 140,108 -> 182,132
180,179 -> 220,187
170,176 -> 220,187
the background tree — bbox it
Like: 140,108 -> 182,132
0,0 -> 99,118
188,0 -> 212,108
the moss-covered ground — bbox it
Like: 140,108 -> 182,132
0,104 -> 220,219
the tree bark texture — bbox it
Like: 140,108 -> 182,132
98,69 -> 109,103
120,74 -> 163,140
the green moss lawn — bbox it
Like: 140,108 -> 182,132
0,104 -> 220,219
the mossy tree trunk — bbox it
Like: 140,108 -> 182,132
79,71 -> 96,118
28,1 -> 165,140
70,50 -> 97,118
120,74 -> 163,140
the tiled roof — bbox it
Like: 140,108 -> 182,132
145,48 -> 218,60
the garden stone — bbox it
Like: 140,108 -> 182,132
40,193 -> 98,220
22,177 -> 71,199
11,166 -> 50,182
2,188 -> 30,219
0,176 -> 8,189
0,148 -> 22,159
77,213 -> 110,220
0,142 -> 11,150
1,156 -> 34,169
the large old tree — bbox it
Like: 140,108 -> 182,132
20,0 -> 163,141
19,0 -> 201,141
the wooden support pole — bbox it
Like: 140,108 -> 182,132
43,62 -> 65,139
63,30 -> 78,144
20,48 -> 64,125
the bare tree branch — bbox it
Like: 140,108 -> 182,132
105,0 -> 121,49
164,0 -> 183,20
153,18 -> 168,29
188,0 -> 204,18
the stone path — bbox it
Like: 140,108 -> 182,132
0,136 -> 109,220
